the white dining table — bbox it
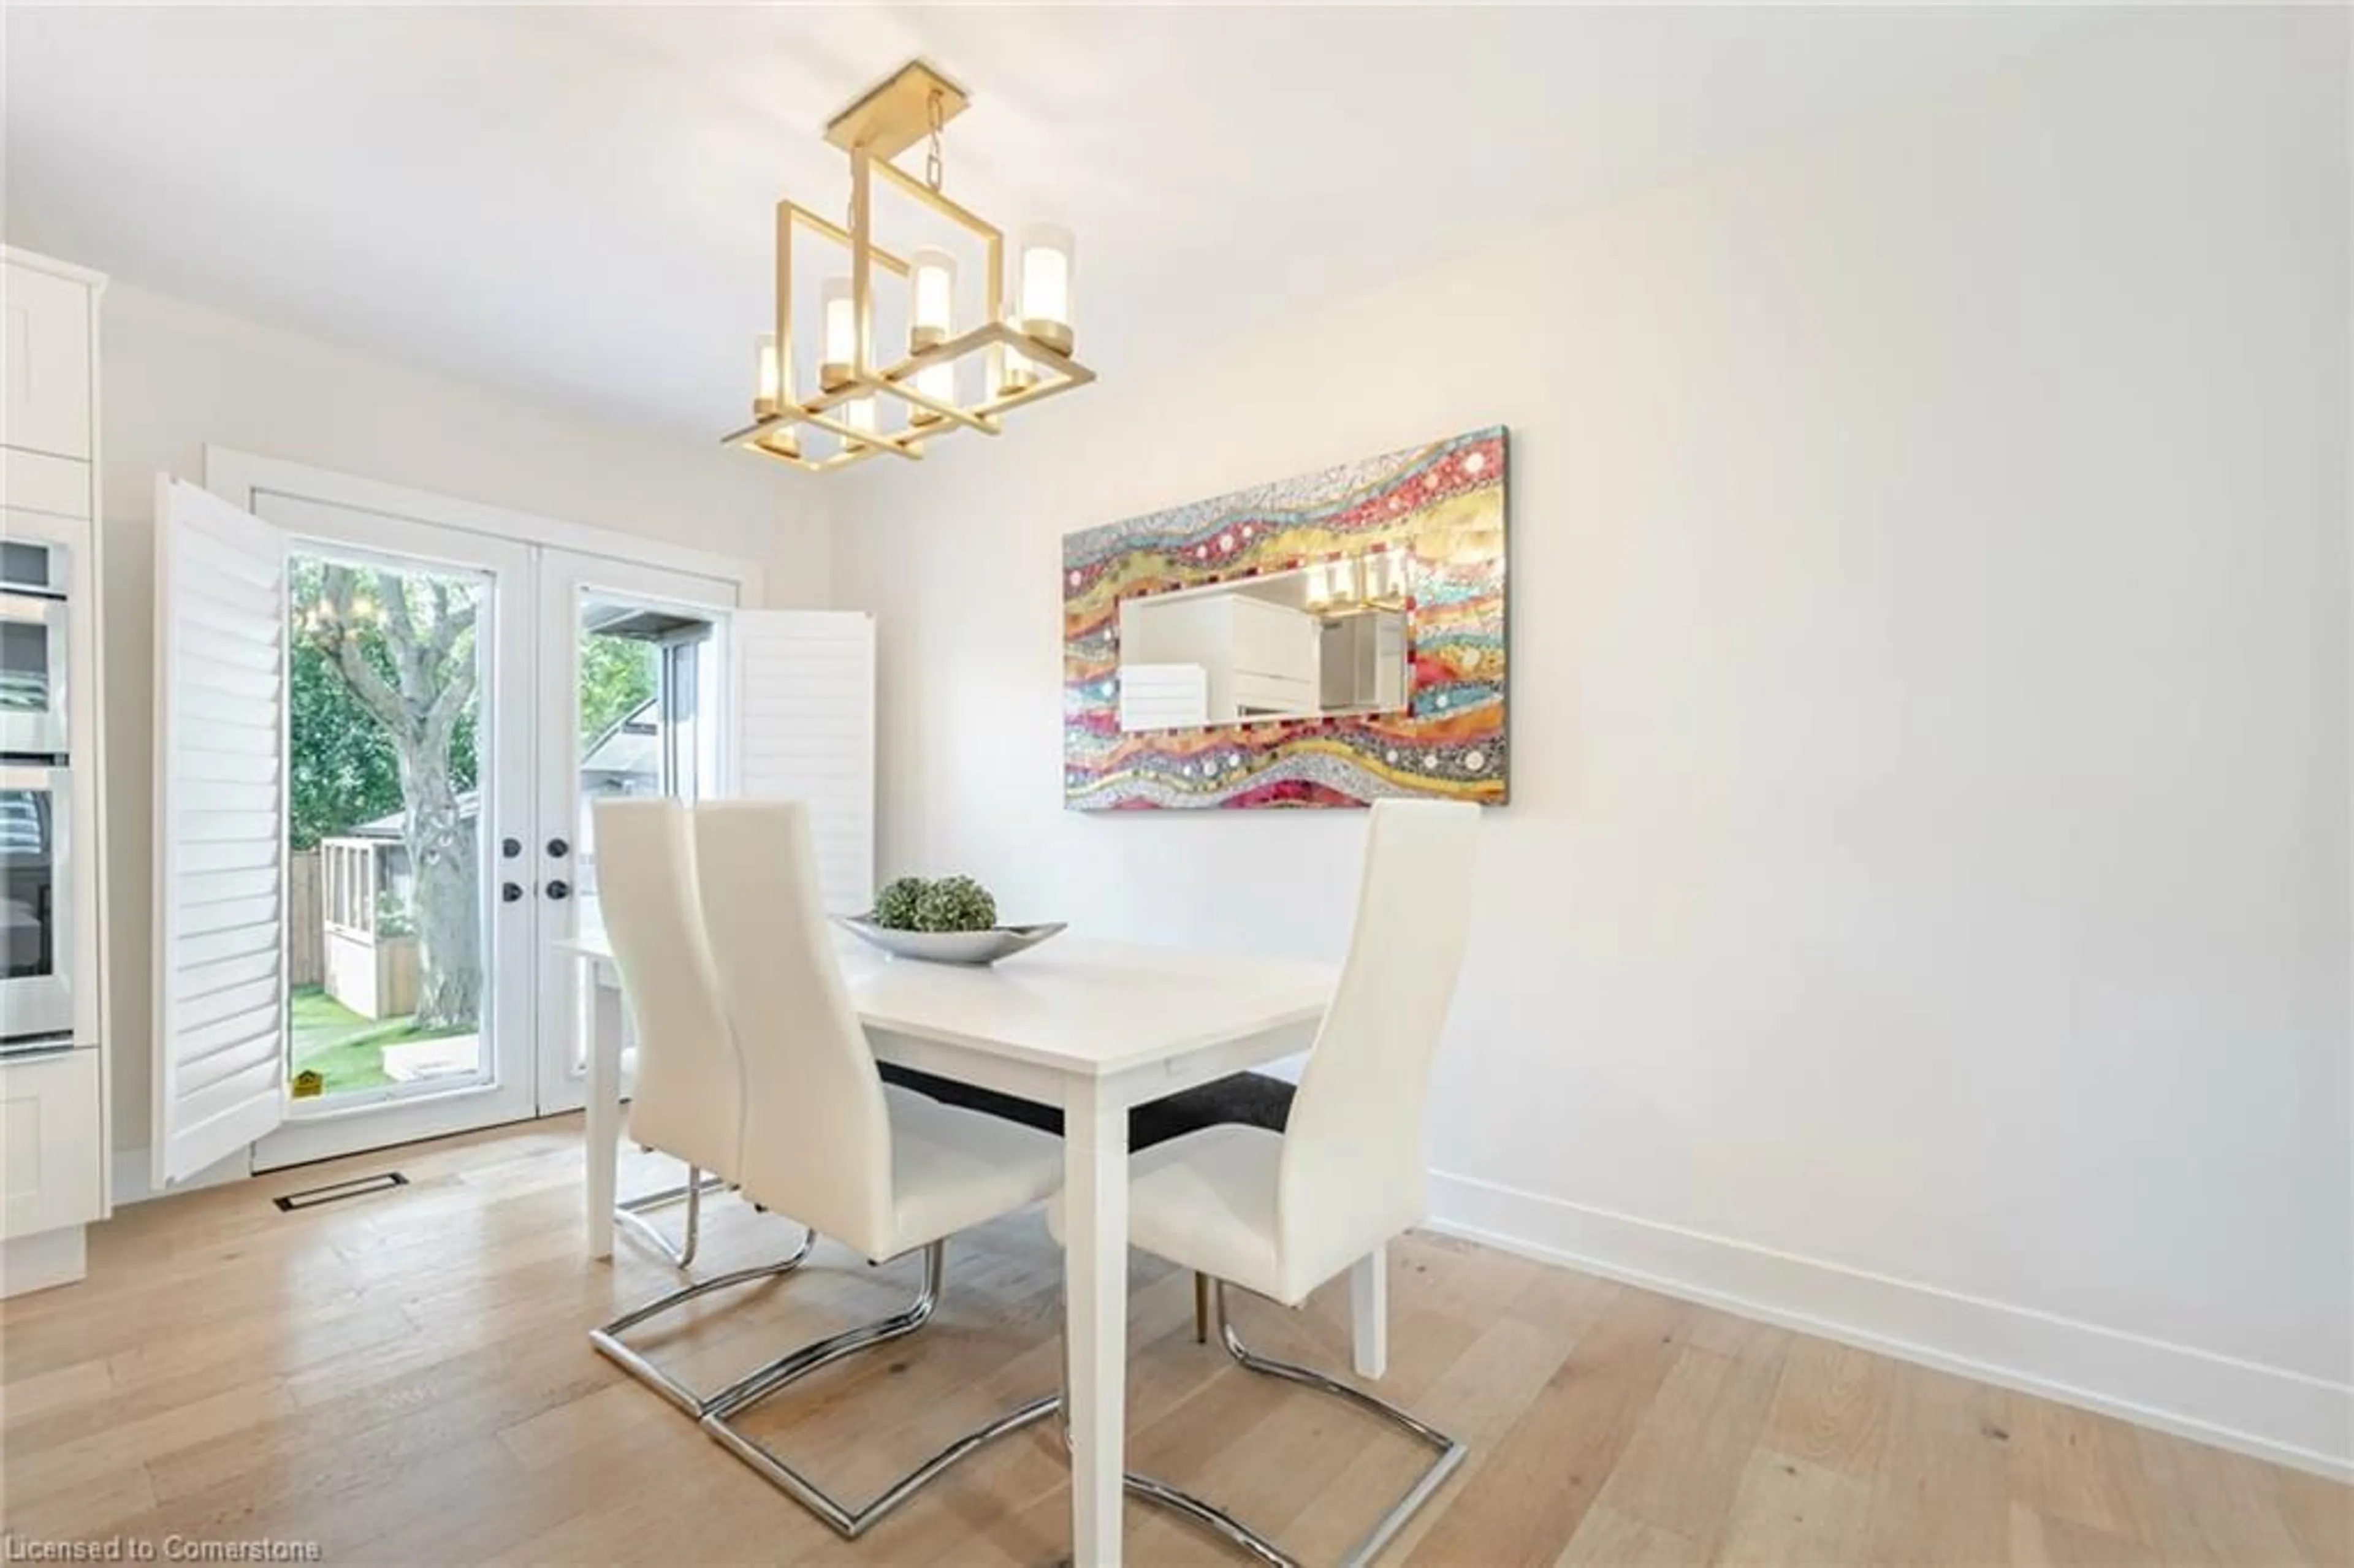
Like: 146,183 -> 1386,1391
556,927 -> 1377,1568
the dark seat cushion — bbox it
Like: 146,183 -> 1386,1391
878,1064 -> 1293,1150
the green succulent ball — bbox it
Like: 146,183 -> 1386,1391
914,875 -> 997,933
872,876 -> 928,931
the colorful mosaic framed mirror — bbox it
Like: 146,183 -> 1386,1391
1063,426 -> 1509,809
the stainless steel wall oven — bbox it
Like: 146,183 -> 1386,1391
1,539 -> 77,1050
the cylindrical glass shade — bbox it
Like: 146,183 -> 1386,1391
908,246 -> 956,352
1016,223 -> 1075,356
842,395 -> 878,441
752,332 -> 782,417
996,331 -> 1038,397
1328,557 -> 1362,607
909,359 -> 958,425
820,276 -> 856,389
1302,561 -> 1331,611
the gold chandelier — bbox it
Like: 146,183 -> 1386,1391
724,59 -> 1094,474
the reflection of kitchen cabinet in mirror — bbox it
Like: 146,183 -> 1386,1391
1116,555 -> 1409,733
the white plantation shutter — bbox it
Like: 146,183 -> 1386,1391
730,611 -> 875,914
153,478 -> 288,1186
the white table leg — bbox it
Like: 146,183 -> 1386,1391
1351,1243 -> 1388,1379
583,961 -> 623,1261
1064,1083 -> 1129,1567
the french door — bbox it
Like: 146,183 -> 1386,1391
150,475 -> 746,1184
531,550 -> 741,1116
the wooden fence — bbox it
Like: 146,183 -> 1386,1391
288,849 -> 323,989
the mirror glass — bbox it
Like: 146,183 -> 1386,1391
1116,557 -> 1411,733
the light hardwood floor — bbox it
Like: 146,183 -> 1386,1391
1,1119 -> 2344,1566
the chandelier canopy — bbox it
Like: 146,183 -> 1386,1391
725,59 -> 1094,474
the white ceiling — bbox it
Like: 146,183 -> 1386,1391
5,4 -> 2098,445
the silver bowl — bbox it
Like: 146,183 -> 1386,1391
836,916 -> 1067,967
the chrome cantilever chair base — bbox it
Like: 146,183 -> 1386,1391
590,1206 -> 820,1418
612,1162 -> 733,1269
697,1239 -> 1062,1540
1116,1279 -> 1468,1568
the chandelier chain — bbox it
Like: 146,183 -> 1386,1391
924,89 -> 946,192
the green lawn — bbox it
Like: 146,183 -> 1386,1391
288,986 -> 470,1096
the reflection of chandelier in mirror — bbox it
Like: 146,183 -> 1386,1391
1306,550 -> 1411,615
725,59 -> 1095,475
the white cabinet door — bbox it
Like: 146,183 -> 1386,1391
1,265 -> 93,462
1373,613 -> 1406,709
0,1049 -> 102,1238
1232,669 -> 1319,717
0,450 -> 91,520
1227,595 -> 1318,681
1118,663 -> 1209,731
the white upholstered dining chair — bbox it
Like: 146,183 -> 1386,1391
585,797 -> 815,1414
1057,797 -> 1481,1567
687,799 -> 1067,1539
586,797 -> 748,1267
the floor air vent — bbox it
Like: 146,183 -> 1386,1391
273,1171 -> 409,1212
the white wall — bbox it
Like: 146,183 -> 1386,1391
99,282 -> 828,1159
826,10 -> 2352,1472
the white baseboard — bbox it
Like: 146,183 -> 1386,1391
1426,1169 -> 2353,1482
110,1144 -> 251,1208
0,1226 -> 87,1298
91,1136 -> 2350,1476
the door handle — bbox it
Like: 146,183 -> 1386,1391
545,880 -> 571,901
546,837 -> 570,859
501,882 -> 524,904
500,837 -> 523,860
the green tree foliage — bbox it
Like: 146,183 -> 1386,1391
289,627 -> 400,851
288,560 -> 478,850
579,634 -> 658,752
290,593 -> 658,850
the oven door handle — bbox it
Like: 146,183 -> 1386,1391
0,763 -> 69,791
0,592 -> 67,628
0,1038 -> 79,1062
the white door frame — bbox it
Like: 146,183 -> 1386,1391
204,448 -> 768,601
199,449 -> 766,1168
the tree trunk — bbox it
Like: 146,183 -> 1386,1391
399,747 -> 479,1032
307,565 -> 482,1033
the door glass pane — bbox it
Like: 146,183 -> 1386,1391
0,786 -> 55,981
0,542 -> 52,588
286,554 -> 488,1105
574,596 -> 717,902
569,594 -> 718,1071
0,620 -> 52,712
